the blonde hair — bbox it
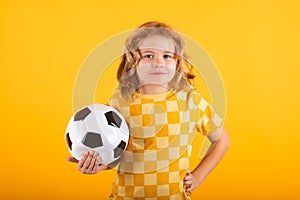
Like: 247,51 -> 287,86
117,21 -> 195,100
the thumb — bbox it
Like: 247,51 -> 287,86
97,155 -> 108,170
98,164 -> 109,170
67,156 -> 79,163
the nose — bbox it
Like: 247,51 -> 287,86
154,56 -> 164,68
154,63 -> 163,68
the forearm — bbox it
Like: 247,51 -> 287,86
192,127 -> 230,184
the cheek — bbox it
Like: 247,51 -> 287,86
136,65 -> 149,80
166,62 -> 177,72
136,67 -> 143,78
167,59 -> 176,66
138,60 -> 146,66
167,65 -> 178,81
168,70 -> 176,81
138,59 -> 153,66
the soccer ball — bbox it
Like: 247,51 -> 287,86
65,104 -> 129,167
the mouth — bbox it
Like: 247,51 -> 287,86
150,72 -> 167,75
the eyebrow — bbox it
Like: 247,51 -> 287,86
140,50 -> 174,54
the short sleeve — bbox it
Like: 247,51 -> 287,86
192,93 -> 223,136
107,88 -> 130,118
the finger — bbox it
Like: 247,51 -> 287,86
184,175 -> 192,181
88,153 -> 97,172
93,159 -> 99,173
94,159 -> 108,173
186,169 -> 191,175
98,164 -> 108,170
67,156 -> 78,163
92,152 -> 100,172
184,176 -> 192,184
96,154 -> 108,172
94,152 -> 100,161
186,186 -> 193,192
184,180 -> 193,185
83,151 -> 94,170
78,151 -> 89,169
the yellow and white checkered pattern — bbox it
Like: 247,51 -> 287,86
108,89 -> 222,199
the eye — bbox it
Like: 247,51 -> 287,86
142,54 -> 154,59
163,54 -> 174,59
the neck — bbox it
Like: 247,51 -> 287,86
138,84 -> 170,95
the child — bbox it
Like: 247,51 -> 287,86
68,21 -> 230,199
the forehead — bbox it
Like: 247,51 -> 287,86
138,35 -> 175,53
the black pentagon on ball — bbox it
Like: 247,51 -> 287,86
65,133 -> 72,150
114,140 -> 126,158
105,111 -> 122,128
82,132 -> 103,148
74,107 -> 91,121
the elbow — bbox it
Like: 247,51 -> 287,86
215,127 -> 230,151
208,127 -> 231,151
222,128 -> 231,151
225,132 -> 230,151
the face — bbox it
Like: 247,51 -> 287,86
136,35 -> 177,91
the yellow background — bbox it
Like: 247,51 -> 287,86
1,0 -> 300,199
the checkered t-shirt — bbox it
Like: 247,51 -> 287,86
108,89 -> 223,200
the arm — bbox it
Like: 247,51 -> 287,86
184,127 -> 230,192
67,151 -> 110,174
